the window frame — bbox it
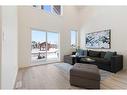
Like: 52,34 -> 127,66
33,5 -> 63,16
30,28 -> 61,64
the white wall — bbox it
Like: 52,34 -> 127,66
1,6 -> 18,89
18,6 -> 80,68
79,6 -> 127,69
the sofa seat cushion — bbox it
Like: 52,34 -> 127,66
70,63 -> 100,81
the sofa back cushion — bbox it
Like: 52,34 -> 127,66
88,50 -> 100,57
100,51 -> 117,58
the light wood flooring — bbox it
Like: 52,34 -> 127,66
15,63 -> 127,89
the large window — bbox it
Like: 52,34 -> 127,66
33,5 -> 62,15
71,30 -> 78,48
31,29 -> 60,65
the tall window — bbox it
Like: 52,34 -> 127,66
71,30 -> 78,48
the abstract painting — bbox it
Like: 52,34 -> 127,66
86,29 -> 111,49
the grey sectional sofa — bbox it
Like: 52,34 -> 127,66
64,50 -> 123,73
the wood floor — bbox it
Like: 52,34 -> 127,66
15,63 -> 127,89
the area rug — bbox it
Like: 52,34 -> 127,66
54,63 -> 113,80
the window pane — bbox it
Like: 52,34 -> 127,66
71,31 -> 77,48
53,5 -> 61,15
43,5 -> 52,13
31,30 -> 47,64
47,32 -> 59,60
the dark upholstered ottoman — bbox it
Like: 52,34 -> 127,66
70,63 -> 100,89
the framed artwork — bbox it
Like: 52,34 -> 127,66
86,29 -> 111,49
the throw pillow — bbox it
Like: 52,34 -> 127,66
76,49 -> 86,57
104,51 -> 114,60
100,51 -> 106,58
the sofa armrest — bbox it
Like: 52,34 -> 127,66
110,55 -> 123,73
72,52 -> 76,55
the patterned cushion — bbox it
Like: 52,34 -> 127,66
76,49 -> 87,57
104,52 -> 114,60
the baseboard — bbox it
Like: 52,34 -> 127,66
19,61 -> 64,69
19,63 -> 29,68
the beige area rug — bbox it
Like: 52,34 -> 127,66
54,63 -> 113,80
